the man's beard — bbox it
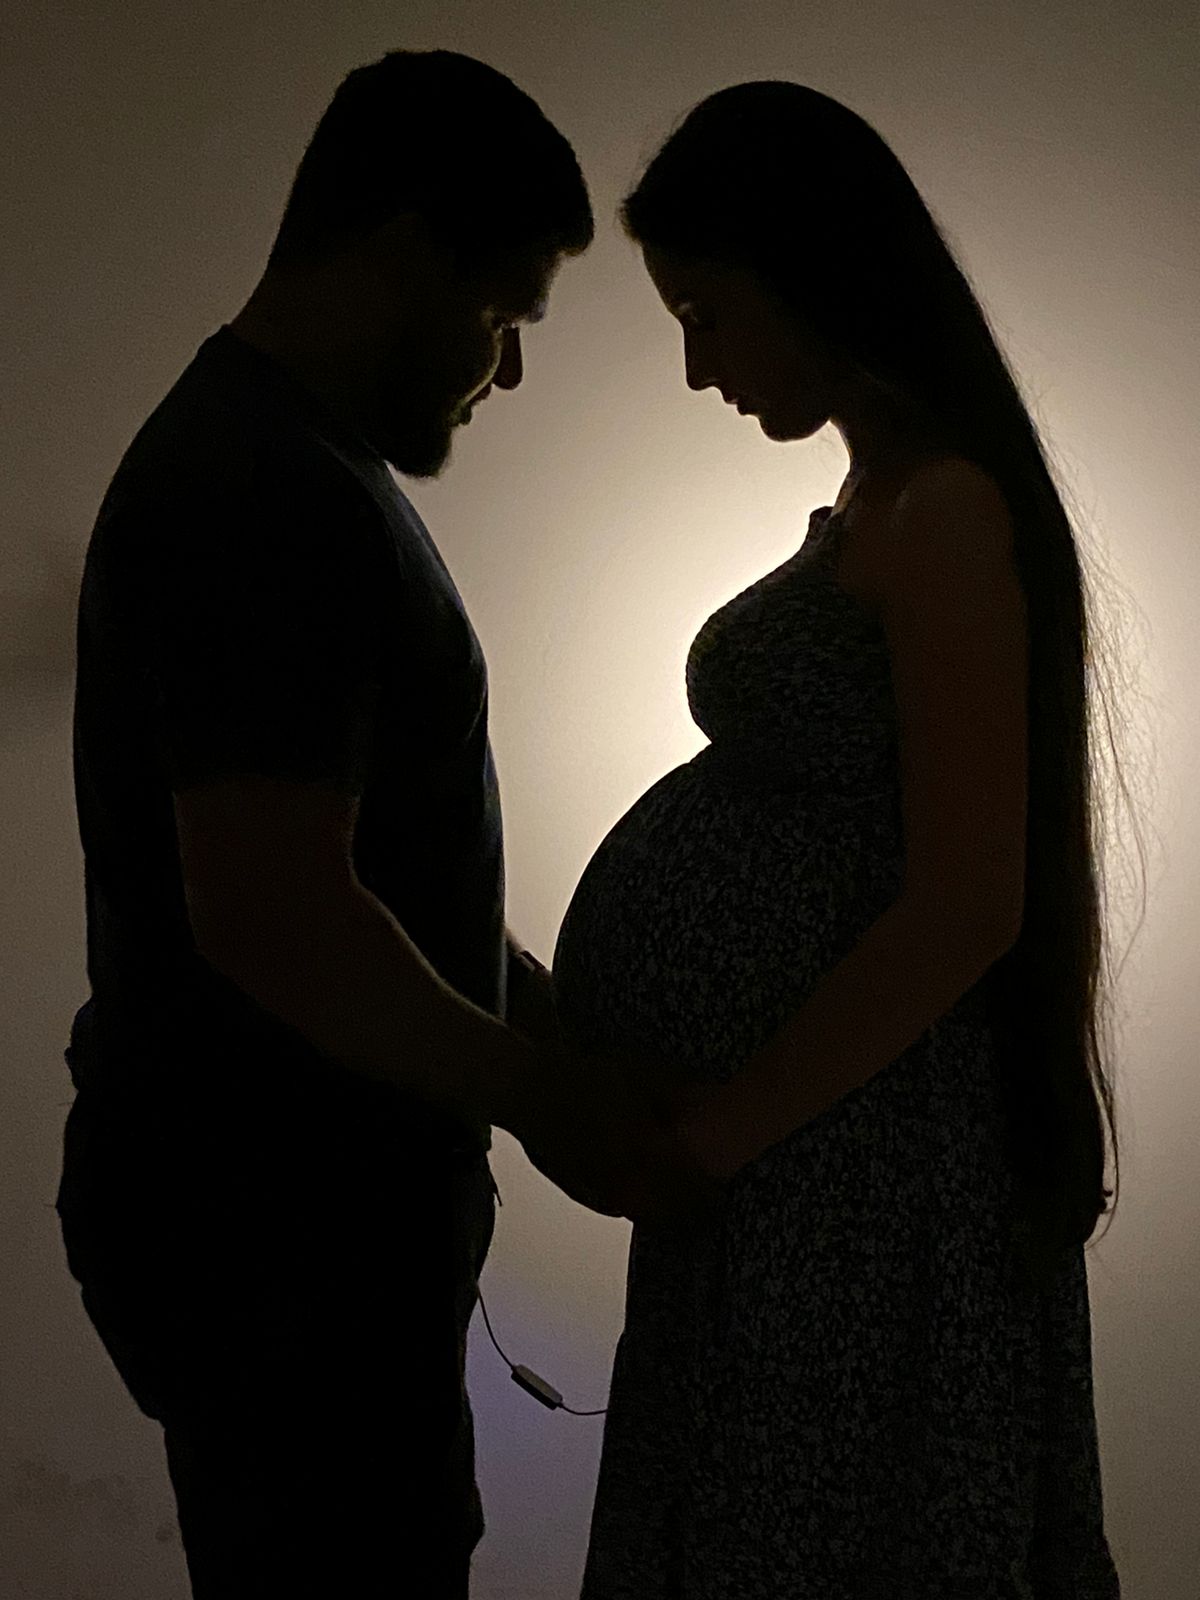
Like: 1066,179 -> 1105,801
364,364 -> 468,478
382,411 -> 457,478
363,392 -> 462,478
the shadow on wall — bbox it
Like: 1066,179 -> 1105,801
0,1456 -> 186,1599
0,535 -> 80,743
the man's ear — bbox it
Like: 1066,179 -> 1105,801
368,210 -> 457,283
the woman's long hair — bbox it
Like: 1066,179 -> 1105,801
622,82 -> 1150,1298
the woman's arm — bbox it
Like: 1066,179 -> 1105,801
675,893 -> 1019,1180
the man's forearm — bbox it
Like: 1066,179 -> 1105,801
198,880 -> 535,1133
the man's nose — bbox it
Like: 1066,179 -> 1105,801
493,327 -> 524,390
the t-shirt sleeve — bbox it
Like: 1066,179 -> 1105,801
124,480 -> 386,794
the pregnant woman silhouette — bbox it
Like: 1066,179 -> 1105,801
553,82 -> 1124,1600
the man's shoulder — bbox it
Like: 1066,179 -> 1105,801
93,351 -> 391,562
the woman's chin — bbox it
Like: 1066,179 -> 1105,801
758,413 -> 794,441
759,411 -> 826,444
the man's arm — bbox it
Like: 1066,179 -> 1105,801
175,776 -> 536,1133
176,777 -> 734,1227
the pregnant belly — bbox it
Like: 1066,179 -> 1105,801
552,754 -> 903,1086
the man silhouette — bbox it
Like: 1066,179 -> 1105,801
56,49 -> 717,1598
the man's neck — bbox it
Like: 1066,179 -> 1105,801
227,282 -> 379,448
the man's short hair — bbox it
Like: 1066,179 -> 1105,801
269,50 -> 594,271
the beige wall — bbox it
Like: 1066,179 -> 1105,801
2,2 -> 1197,1595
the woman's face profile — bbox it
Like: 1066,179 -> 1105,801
641,244 -> 843,443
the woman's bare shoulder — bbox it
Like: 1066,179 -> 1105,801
838,453 -> 1011,595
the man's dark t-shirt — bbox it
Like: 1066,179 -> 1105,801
66,327 -> 504,1162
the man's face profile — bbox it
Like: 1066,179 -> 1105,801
367,231 -> 558,478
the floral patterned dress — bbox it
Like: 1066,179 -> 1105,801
552,506 -> 1121,1599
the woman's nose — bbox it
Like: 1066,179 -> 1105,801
683,334 -> 716,393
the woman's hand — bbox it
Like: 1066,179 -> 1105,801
511,1044 -> 730,1233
